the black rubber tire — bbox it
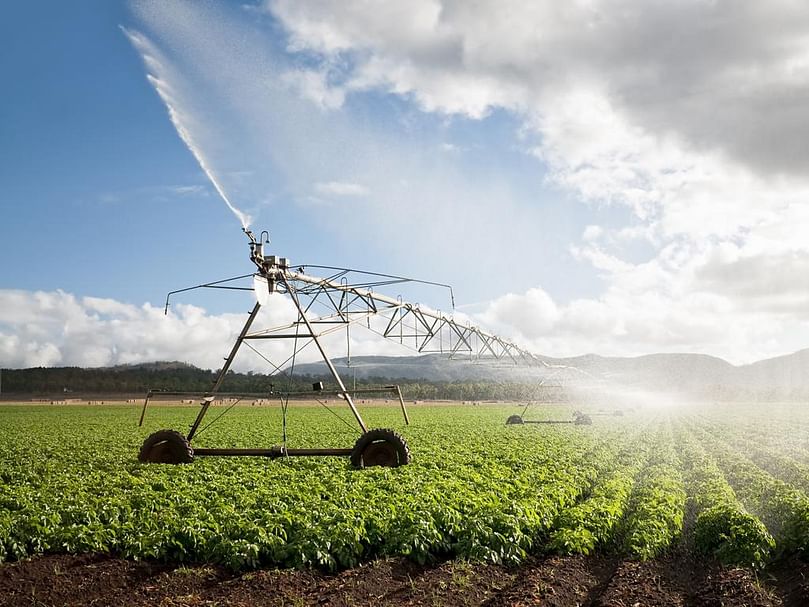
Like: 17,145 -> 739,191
506,414 -> 524,425
350,428 -> 410,468
574,414 -> 593,426
138,429 -> 194,464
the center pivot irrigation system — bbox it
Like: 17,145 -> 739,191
138,229 -> 594,467
506,410 -> 593,426
504,367 -> 602,426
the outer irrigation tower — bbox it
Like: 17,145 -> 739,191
138,229 -> 573,467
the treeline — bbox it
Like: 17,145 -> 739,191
2,364 -> 226,395
6,365 -> 802,403
0,364 -> 562,402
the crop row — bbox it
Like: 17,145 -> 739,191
695,416 -> 809,493
698,407 -> 809,463
685,419 -> 809,555
548,423 -> 652,555
673,423 -> 774,567
619,424 -> 686,560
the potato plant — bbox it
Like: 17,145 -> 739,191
2,403 -> 809,570
674,426 -> 774,567
621,428 -> 686,560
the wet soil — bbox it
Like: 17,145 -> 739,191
0,552 -> 803,607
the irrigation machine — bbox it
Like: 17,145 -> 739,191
505,410 -> 593,426
503,360 -> 606,426
138,229 -> 593,467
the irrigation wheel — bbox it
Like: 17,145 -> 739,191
138,429 -> 194,464
350,428 -> 410,468
505,414 -> 524,425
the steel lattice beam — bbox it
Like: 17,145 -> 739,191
249,259 -> 549,369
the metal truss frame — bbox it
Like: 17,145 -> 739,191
153,230 -> 591,451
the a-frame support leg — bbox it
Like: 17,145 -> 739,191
187,302 -> 262,442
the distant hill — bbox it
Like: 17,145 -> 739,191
540,353 -> 737,392
293,349 -> 809,396
738,349 -> 809,390
3,349 -> 809,401
557,350 -> 809,394
291,354 -> 552,382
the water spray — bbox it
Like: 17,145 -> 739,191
123,27 -> 252,229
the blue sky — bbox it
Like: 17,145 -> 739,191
3,1 -> 809,369
2,2 -> 257,306
0,0 -> 599,308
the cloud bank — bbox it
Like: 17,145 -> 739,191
2,281 -> 807,371
262,0 -> 809,363
0,290 -> 255,370
0,289 -> 449,371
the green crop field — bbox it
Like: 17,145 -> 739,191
1,402 -> 807,571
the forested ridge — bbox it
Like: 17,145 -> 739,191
0,363 -> 551,402
4,361 -> 807,402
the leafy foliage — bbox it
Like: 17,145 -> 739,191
2,403 -> 809,570
676,428 -> 774,567
689,419 -> 809,555
549,431 -> 651,555
621,429 -> 686,560
0,405 -> 609,569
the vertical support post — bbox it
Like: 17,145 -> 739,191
187,302 -> 263,442
346,315 -> 351,367
395,385 -> 410,425
138,390 -> 153,427
282,275 -> 368,433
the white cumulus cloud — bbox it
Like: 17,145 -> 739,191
0,289 -> 435,371
264,0 -> 809,362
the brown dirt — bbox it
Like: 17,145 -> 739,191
764,556 -> 809,607
0,553 -> 802,607
484,554 -> 617,607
